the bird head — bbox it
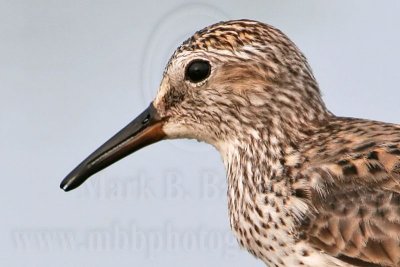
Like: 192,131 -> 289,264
60,19 -> 329,191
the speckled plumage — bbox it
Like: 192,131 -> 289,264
61,19 -> 400,266
154,20 -> 400,267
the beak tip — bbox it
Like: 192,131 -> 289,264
60,174 -> 81,192
60,183 -> 69,192
60,180 -> 71,192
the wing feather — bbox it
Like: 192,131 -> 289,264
299,141 -> 400,267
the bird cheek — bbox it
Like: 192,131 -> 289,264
162,119 -> 194,140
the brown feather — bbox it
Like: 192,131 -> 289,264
298,117 -> 400,266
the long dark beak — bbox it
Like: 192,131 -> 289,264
60,103 -> 165,192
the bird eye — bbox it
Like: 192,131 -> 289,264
185,60 -> 211,83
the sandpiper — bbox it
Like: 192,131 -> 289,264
61,20 -> 400,267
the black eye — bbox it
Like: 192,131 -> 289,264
185,60 -> 211,83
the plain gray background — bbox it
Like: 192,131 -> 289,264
2,1 -> 400,266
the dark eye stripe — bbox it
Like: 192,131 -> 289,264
185,60 -> 211,83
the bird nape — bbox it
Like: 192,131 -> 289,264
60,19 -> 400,267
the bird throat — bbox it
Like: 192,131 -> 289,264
217,127 -> 315,265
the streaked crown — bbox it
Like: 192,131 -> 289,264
154,19 -> 330,147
